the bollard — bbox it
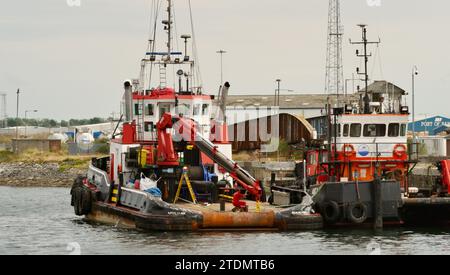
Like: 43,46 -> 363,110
220,199 -> 226,212
271,173 -> 276,187
373,174 -> 383,229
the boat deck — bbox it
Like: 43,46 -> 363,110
177,200 -> 285,214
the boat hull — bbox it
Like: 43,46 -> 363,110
82,200 -> 323,232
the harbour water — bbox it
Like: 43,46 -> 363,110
1,186 -> 449,255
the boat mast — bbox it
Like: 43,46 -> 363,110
166,0 -> 172,62
350,25 -> 380,114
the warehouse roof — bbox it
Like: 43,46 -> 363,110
359,80 -> 406,96
226,94 -> 350,109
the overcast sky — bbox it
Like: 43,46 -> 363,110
1,0 -> 449,120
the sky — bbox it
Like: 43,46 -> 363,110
0,0 -> 449,120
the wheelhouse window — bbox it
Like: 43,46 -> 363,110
350,124 -> 362,137
202,104 -> 209,116
193,104 -> 201,116
363,124 -> 386,137
401,124 -> 407,136
144,122 -> 153,132
145,104 -> 154,116
134,103 -> 142,116
159,103 -> 171,118
331,124 -> 341,137
343,124 -> 349,137
388,123 -> 400,137
177,103 -> 191,117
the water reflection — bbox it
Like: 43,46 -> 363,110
0,187 -> 449,255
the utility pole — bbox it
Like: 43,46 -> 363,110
217,50 -> 227,85
0,93 -> 7,128
275,79 -> 281,106
412,66 -> 419,142
350,25 -> 380,114
325,0 -> 344,102
16,89 -> 20,139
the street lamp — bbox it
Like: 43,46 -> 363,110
216,50 -> 227,85
275,79 -> 281,106
16,89 -> 20,140
24,109 -> 38,138
412,66 -> 419,142
274,79 -> 294,107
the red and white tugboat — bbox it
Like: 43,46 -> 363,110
299,25 -> 450,227
70,0 -> 322,231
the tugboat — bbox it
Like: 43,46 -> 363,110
270,25 -> 450,228
70,0 -> 322,231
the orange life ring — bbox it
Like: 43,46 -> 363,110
393,144 -> 407,158
342,144 -> 355,157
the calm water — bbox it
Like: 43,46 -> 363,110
0,186 -> 449,255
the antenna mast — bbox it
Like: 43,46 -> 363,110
325,0 -> 344,101
166,0 -> 172,61
350,25 -> 380,114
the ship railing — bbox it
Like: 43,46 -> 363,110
328,142 -> 420,162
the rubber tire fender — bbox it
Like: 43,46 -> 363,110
81,188 -> 92,215
320,201 -> 341,224
346,202 -> 368,224
73,187 -> 83,216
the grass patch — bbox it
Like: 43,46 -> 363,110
59,158 -> 90,172
0,149 -> 93,171
0,150 -> 15,162
0,135 -> 14,144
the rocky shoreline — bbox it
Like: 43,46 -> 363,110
0,162 -> 86,188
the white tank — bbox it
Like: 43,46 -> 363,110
76,133 -> 95,150
48,133 -> 69,143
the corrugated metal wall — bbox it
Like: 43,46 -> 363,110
228,113 -> 314,152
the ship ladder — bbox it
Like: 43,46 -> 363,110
173,169 -> 197,204
159,64 -> 167,89
136,101 -> 144,141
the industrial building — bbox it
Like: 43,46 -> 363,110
408,116 -> 450,136
226,94 -> 341,122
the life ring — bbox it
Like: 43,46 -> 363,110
346,202 -> 368,224
342,144 -> 355,157
393,144 -> 407,158
320,201 -> 341,224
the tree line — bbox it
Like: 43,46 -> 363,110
5,117 -> 109,128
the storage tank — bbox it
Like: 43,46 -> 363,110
76,133 -> 95,150
48,133 -> 69,143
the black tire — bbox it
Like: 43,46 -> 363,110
70,176 -> 83,206
81,188 -> 92,214
70,176 -> 89,216
320,201 -> 341,224
347,202 -> 368,224
284,214 -> 324,230
73,187 -> 83,216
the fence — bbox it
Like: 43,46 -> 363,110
67,142 -> 108,155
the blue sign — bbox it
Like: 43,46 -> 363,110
408,116 -> 450,135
